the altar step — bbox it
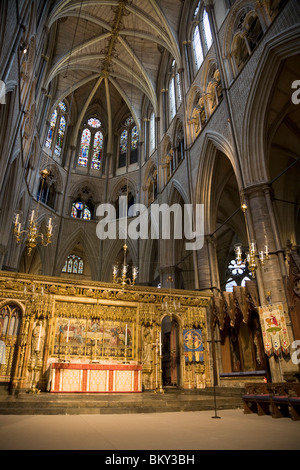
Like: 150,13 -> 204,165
0,388 -> 244,415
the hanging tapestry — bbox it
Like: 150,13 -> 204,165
183,329 -> 203,363
258,303 -> 290,356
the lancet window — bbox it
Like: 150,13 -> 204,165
169,60 -> 182,123
118,117 -> 139,168
36,170 -> 57,210
191,2 -> 213,73
77,117 -> 104,171
149,112 -> 156,155
45,101 -> 67,159
62,254 -> 84,275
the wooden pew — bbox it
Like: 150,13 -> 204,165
242,383 -> 272,416
242,382 -> 300,420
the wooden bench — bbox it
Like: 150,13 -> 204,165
271,395 -> 300,421
242,382 -> 300,421
242,383 -> 272,416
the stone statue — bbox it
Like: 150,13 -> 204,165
31,321 -> 45,356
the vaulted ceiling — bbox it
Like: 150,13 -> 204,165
44,0 -> 184,144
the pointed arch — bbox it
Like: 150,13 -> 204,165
195,131 -> 239,234
55,227 -> 97,279
242,26 -> 300,186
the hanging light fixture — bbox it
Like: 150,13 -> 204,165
234,203 -> 269,278
13,169 -> 54,255
112,242 -> 138,288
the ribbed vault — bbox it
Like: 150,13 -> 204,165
44,0 -> 183,137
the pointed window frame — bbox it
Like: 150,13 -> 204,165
77,117 -> 104,171
45,101 -> 68,160
118,117 -> 139,169
191,3 -> 213,74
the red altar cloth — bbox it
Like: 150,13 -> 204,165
50,363 -> 142,393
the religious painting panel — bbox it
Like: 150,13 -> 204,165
51,317 -> 134,360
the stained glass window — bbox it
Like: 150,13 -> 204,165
67,258 -> 73,273
131,126 -> 138,150
119,130 -> 127,167
78,128 -> 91,167
88,118 -> 101,128
45,109 -> 57,148
71,201 -> 92,220
91,131 -> 103,170
125,117 -> 134,127
62,254 -> 84,275
83,207 -> 91,220
45,101 -> 67,156
57,102 -> 66,112
130,126 -> 139,164
118,117 -> 139,167
55,115 -> 66,156
120,130 -> 128,151
73,259 -> 78,274
78,260 -> 84,274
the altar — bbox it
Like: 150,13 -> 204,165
0,271 -> 211,393
50,363 -> 142,393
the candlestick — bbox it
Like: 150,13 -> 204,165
48,218 -> 53,234
125,324 -> 128,346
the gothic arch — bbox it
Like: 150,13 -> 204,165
222,1 -> 267,82
100,237 -> 138,283
18,245 -> 43,275
195,131 -> 239,227
55,227 -> 97,279
242,26 -> 300,186
139,235 -> 159,285
143,161 -> 157,206
0,299 -> 25,316
109,177 -> 137,204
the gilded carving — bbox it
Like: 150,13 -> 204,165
0,272 -> 212,392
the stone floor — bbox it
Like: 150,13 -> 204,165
0,408 -> 299,451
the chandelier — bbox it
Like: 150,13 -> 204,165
112,243 -> 138,288
234,203 -> 269,278
13,169 -> 54,255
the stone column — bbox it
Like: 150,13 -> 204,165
245,184 -> 286,303
244,183 -> 296,381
